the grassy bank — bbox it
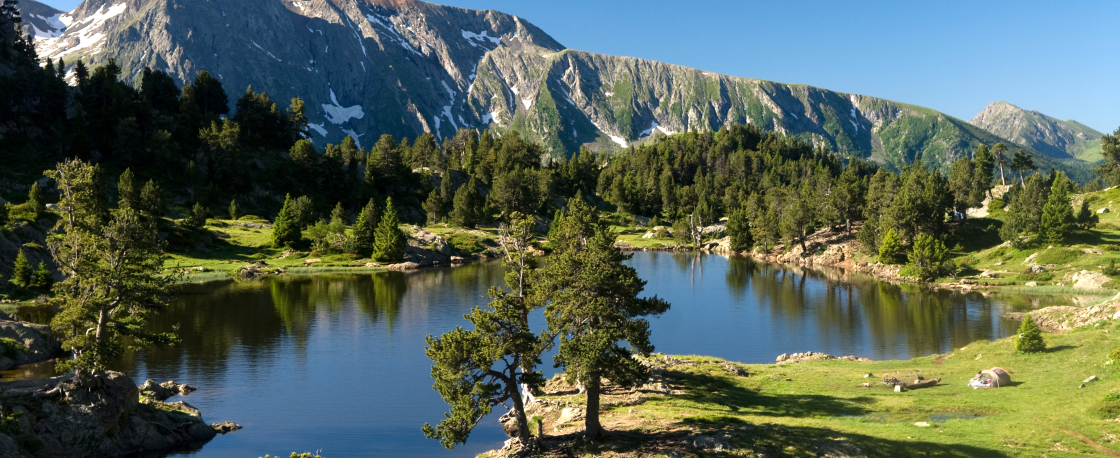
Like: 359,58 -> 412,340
520,322 -> 1120,457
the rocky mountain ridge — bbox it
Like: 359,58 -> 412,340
15,0 -> 1097,176
970,101 -> 1103,162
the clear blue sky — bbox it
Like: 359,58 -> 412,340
38,0 -> 1119,133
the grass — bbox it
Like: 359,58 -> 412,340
530,322 -> 1120,457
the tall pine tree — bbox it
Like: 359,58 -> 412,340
372,197 -> 405,263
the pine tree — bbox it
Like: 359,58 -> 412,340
422,190 -> 443,226
439,172 -> 454,209
31,261 -> 53,290
330,202 -> 347,226
423,213 -> 545,449
27,181 -> 44,212
908,233 -> 954,281
188,203 -> 209,229
347,199 -> 378,256
972,144 -> 995,199
541,199 -> 670,439
138,180 -> 165,216
272,194 -> 302,248
1039,173 -> 1075,245
289,139 -> 317,168
372,197 -> 405,263
451,177 -> 482,228
726,206 -> 753,252
878,228 -> 903,264
229,199 -> 239,220
118,168 -> 137,210
1014,315 -> 1045,353
10,248 -> 31,288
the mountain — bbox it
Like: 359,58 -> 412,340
14,0 -> 65,39
18,0 -> 1096,176
970,101 -> 1104,162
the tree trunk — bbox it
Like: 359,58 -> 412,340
998,165 -> 1006,186
583,375 -> 605,440
1019,171 -> 1025,186
509,382 -> 532,445
95,308 -> 108,343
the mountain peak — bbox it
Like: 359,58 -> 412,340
970,101 -> 1103,161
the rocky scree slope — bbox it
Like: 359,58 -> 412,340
970,101 -> 1104,161
20,0 -> 1095,175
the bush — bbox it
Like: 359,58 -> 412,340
1091,392 -> 1120,419
907,233 -> 955,281
1104,259 -> 1119,276
987,197 -> 1005,214
1110,348 -> 1120,361
1013,315 -> 1045,353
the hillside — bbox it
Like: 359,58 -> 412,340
971,101 -> 1104,162
14,0 -> 1098,177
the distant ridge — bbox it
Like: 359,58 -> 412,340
970,101 -> 1103,162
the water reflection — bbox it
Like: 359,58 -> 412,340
2,253 -> 1100,456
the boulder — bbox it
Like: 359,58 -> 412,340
139,379 -> 198,401
1029,265 -> 1046,273
557,407 -> 584,424
694,435 -> 731,451
212,421 -> 242,434
1072,270 -> 1111,290
409,229 -> 451,256
1099,208 -> 1110,214
0,319 -> 58,371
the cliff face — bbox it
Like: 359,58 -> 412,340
970,101 -> 1104,162
21,0 -> 1095,175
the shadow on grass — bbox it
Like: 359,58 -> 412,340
546,422 -> 1009,458
1044,345 -> 1078,354
672,371 -> 869,418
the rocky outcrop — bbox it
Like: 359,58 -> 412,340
775,351 -> 871,364
0,372 -> 217,457
0,319 -> 58,371
1005,296 -> 1120,333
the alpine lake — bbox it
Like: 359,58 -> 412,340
3,252 -> 1102,457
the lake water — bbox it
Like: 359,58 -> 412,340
8,252 -> 1091,456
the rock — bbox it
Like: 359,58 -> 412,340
0,372 -> 216,457
387,261 -> 422,271
1072,270 -> 1111,290
0,320 -> 58,371
915,422 -> 930,427
980,271 -> 999,278
894,385 -> 904,392
1099,208 -> 1111,214
557,407 -> 584,424
864,373 -> 874,378
775,353 -> 789,363
1084,375 -> 1098,383
1080,383 -> 1086,389
1005,299 -> 1120,333
450,256 -> 465,264
1084,248 -> 1105,255
1029,265 -> 1046,273
139,379 -> 198,401
1025,281 -> 1038,287
409,229 -> 451,256
1023,252 -> 1039,265
694,435 -> 732,451
231,221 -> 272,229
722,363 -> 749,377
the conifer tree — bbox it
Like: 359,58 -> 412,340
349,199 -> 379,256
726,206 -> 753,252
272,194 -> 302,248
908,233 -> 954,280
0,203 -> 9,227
423,213 -> 545,449
188,203 -> 208,229
10,248 -> 31,288
138,180 -> 165,217
118,168 -> 137,209
1040,173 -> 1075,245
229,199 -> 239,220
27,181 -> 44,212
372,197 -> 405,263
422,190 -> 443,226
439,172 -> 454,209
972,144 -> 995,199
541,199 -> 670,439
451,177 -> 483,228
31,261 -> 53,290
1014,315 -> 1045,353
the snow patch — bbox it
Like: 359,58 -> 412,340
441,80 -> 457,101
36,3 -> 127,57
341,129 -> 364,149
308,122 -> 328,137
640,121 -> 675,137
850,119 -> 858,131
510,86 -> 520,95
850,107 -> 858,119
442,106 -> 458,130
481,109 -> 501,125
590,120 -> 628,148
320,89 -> 365,125
521,98 -> 532,109
461,29 -> 501,47
29,14 -> 65,38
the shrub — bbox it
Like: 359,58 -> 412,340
1091,392 -> 1120,419
907,233 -> 955,281
1104,259 -> 1119,276
1013,315 -> 1045,353
1110,348 -> 1120,361
987,197 -> 1005,214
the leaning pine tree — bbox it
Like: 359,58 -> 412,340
541,199 -> 670,439
47,159 -> 179,378
372,197 -> 405,263
423,213 -> 546,450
